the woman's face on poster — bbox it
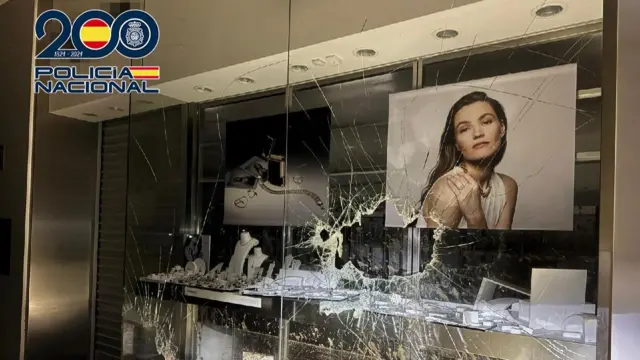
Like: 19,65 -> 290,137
453,101 -> 505,162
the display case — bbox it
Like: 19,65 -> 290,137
92,1 -> 615,360
123,30 -> 604,359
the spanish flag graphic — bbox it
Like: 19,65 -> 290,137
128,66 -> 160,80
79,19 -> 111,50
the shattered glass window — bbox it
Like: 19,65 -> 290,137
108,1 -> 605,360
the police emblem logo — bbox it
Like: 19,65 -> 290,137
36,9 -> 160,59
125,20 -> 145,48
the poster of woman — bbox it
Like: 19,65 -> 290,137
385,64 -> 577,231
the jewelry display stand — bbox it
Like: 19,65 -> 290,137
247,247 -> 269,279
228,231 -> 259,276
142,258 -> 598,350
144,231 -> 263,291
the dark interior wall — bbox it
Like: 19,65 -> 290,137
0,0 -> 37,359
27,98 -> 98,360
28,0 -> 100,357
0,1 -> 100,360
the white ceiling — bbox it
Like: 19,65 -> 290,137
44,0 -> 603,122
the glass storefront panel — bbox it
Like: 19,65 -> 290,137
279,1 -> 603,359
123,0 -> 293,358
86,0 -> 608,359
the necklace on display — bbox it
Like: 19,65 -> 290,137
250,248 -> 269,267
247,248 -> 269,279
460,163 -> 491,198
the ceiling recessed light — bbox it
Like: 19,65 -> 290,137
311,58 -> 326,67
193,85 -> 214,93
109,106 -> 125,112
435,29 -> 459,40
325,55 -> 343,66
82,113 -> 97,117
354,48 -> 377,58
290,64 -> 309,73
535,4 -> 564,17
136,99 -> 154,105
236,76 -> 255,84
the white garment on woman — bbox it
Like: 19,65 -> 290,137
458,171 -> 506,229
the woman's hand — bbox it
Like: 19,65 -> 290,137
446,171 -> 487,228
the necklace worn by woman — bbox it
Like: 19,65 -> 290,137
460,163 -> 491,198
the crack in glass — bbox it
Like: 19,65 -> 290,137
119,4 -> 602,360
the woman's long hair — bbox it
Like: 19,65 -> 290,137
417,91 -> 508,210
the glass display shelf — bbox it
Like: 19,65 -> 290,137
138,279 -> 596,360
